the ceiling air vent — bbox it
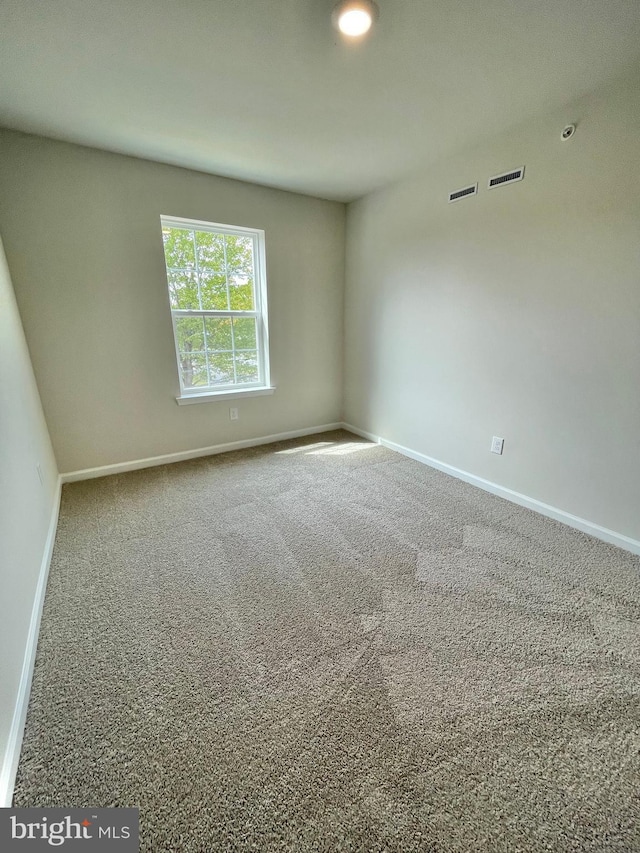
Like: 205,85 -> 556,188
488,166 -> 525,189
448,183 -> 478,203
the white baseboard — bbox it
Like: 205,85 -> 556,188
342,423 -> 640,557
61,423 -> 344,483
0,475 -> 62,808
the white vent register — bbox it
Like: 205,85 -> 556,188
448,183 -> 478,203
488,167 -> 525,189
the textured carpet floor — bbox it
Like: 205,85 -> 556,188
13,430 -> 640,852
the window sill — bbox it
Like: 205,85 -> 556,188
175,386 -> 276,405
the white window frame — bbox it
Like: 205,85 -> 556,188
160,215 -> 273,404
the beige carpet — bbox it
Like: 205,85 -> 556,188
13,430 -> 640,851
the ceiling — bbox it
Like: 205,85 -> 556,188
1,0 -> 640,202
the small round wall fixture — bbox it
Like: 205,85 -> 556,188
332,0 -> 380,37
561,124 -> 576,141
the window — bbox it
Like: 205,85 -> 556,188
160,215 -> 271,402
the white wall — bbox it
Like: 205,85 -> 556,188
0,235 -> 59,805
0,131 -> 345,474
344,66 -> 640,543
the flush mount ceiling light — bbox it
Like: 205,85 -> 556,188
332,0 -> 379,37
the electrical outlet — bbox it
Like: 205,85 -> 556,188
229,407 -> 239,421
491,436 -> 504,455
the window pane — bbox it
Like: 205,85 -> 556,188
228,278 -> 255,310
226,235 -> 255,310
167,270 -> 199,310
199,269 -> 228,310
232,317 -> 257,350
204,317 -> 232,351
225,235 -> 253,276
175,316 -> 205,355
195,230 -> 225,270
179,351 -> 208,388
163,227 -> 195,270
209,352 -> 234,386
235,351 -> 259,384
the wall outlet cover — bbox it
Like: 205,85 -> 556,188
491,436 -> 504,455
